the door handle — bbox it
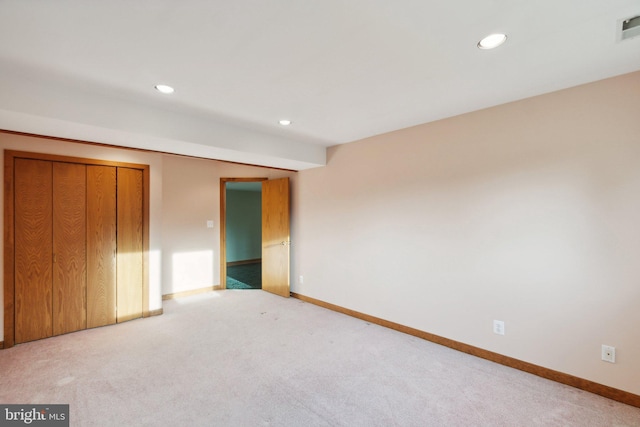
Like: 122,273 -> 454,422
264,241 -> 291,249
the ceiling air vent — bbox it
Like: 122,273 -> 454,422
620,15 -> 640,41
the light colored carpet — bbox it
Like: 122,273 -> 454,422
1,291 -> 638,426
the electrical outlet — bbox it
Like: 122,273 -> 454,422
206,220 -> 214,228
493,320 -> 505,335
602,345 -> 616,363
299,275 -> 304,284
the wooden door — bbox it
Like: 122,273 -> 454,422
52,162 -> 87,335
261,178 -> 290,298
116,167 -> 144,322
87,165 -> 117,328
14,159 -> 53,343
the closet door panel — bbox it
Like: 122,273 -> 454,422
87,165 -> 117,328
53,162 -> 87,335
15,159 -> 53,343
117,167 -> 143,322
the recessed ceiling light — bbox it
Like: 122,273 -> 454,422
154,84 -> 175,94
279,119 -> 292,126
477,33 -> 507,50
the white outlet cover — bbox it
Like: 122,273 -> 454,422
601,345 -> 616,363
493,320 -> 505,335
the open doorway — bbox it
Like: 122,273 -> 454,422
220,177 -> 291,297
220,178 -> 266,289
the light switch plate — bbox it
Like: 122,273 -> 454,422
493,320 -> 505,335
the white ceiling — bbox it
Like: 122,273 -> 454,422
1,1 -> 639,170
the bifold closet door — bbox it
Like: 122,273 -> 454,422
87,165 -> 117,328
52,162 -> 87,336
10,153 -> 146,345
14,159 -> 53,343
116,167 -> 143,322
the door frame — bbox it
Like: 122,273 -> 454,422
219,177 -> 267,289
4,149 -> 150,348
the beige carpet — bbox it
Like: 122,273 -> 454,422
1,291 -> 638,426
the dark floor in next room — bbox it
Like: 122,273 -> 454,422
226,262 -> 261,289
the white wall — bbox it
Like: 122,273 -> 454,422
226,190 -> 262,263
291,71 -> 640,395
0,132 -> 164,341
160,154 -> 293,295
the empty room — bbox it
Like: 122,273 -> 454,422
1,1 -> 640,426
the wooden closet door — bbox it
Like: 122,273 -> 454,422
14,159 -> 53,343
116,167 -> 143,322
87,165 -> 117,328
52,162 -> 87,335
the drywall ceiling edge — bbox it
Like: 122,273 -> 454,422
0,109 -> 326,171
